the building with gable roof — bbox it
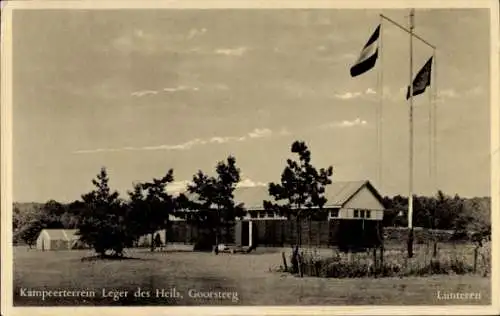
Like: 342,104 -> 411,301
167,180 -> 386,250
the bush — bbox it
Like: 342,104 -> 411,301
295,252 -> 476,278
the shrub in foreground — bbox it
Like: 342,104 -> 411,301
296,254 -> 476,278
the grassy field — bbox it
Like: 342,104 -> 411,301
13,245 -> 491,306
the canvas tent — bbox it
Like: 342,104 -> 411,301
36,229 -> 83,251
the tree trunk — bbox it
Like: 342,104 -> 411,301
282,252 -> 288,272
432,241 -> 438,258
379,245 -> 384,269
308,217 -> 312,249
295,217 -> 301,250
150,232 -> 155,252
214,228 -> 219,255
297,207 -> 303,250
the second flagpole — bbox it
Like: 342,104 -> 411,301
407,8 -> 415,259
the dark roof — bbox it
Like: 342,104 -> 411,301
183,180 -> 384,210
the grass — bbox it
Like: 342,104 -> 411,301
13,245 -> 491,306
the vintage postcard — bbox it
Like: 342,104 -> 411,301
1,0 -> 499,315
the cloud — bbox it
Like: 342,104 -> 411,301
215,47 -> 248,56
339,118 -> 368,127
332,88 -> 378,100
208,136 -> 246,144
237,178 -> 267,188
248,128 -> 273,138
73,128 -> 277,154
187,28 -> 207,40
334,92 -> 362,100
163,86 -> 199,93
466,86 -> 485,96
365,88 -> 377,95
439,89 -> 459,99
320,118 -> 368,129
166,180 -> 191,194
131,86 -> 199,97
131,84 -> 230,98
111,29 -> 160,54
141,138 -> 207,151
131,90 -> 159,97
166,177 -> 266,194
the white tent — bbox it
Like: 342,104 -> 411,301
36,229 -> 82,251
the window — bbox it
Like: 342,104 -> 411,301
366,211 -> 371,218
259,211 -> 265,218
353,210 -> 359,218
330,209 -> 339,218
360,210 -> 365,218
250,211 -> 257,219
267,211 -> 274,218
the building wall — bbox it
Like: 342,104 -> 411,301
339,208 -> 383,220
343,186 -> 384,210
250,219 -> 382,248
164,217 -> 384,249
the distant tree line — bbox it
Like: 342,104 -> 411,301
381,192 -> 491,238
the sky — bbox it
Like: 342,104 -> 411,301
11,8 -> 492,203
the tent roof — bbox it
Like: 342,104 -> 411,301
40,229 -> 79,241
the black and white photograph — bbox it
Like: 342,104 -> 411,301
1,0 -> 499,314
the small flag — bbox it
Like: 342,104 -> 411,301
406,56 -> 433,100
350,25 -> 381,77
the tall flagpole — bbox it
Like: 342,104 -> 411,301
377,16 -> 384,192
407,9 -> 415,258
432,52 -> 438,193
378,11 -> 436,259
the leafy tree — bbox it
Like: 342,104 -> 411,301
465,197 -> 491,237
263,141 -> 333,251
14,201 -> 65,247
127,170 -> 177,251
181,156 -> 245,254
62,200 -> 87,228
77,167 -> 129,257
126,183 -> 148,247
382,195 -> 408,227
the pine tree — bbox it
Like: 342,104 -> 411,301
77,167 -> 128,257
264,141 -> 333,253
182,156 -> 245,254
